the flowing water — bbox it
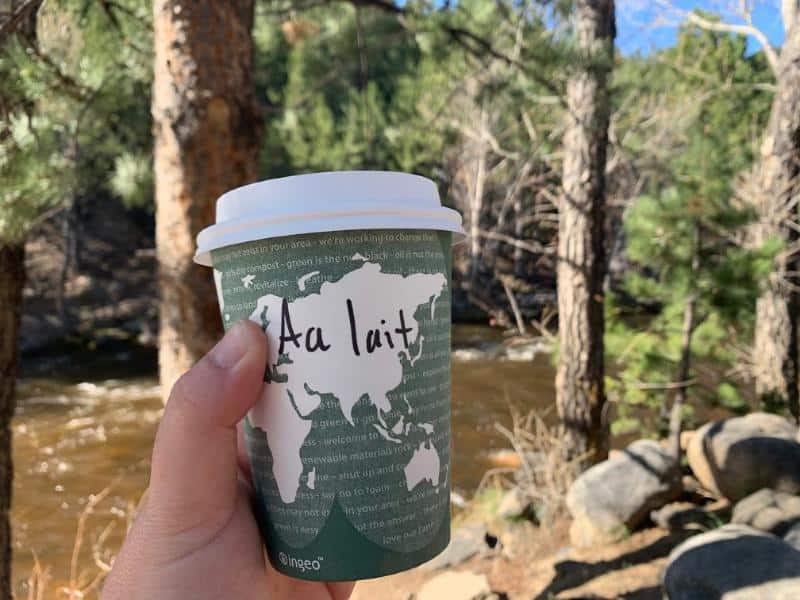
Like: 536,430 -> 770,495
10,326 -> 556,594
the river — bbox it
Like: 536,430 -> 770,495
12,325 -> 558,594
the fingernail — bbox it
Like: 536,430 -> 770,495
209,321 -> 249,369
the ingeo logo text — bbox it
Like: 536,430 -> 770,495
279,552 -> 324,573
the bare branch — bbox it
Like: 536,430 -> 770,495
782,0 -> 798,36
335,0 -> 567,101
501,276 -> 528,335
630,379 -> 697,391
0,0 -> 42,45
440,23 -> 565,101
686,11 -> 778,75
477,229 -> 555,255
654,0 -> 780,76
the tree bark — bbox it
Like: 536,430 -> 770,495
0,6 -> 36,596
555,0 -> 615,466
0,243 -> 24,599
752,11 -> 800,420
783,0 -> 798,36
152,0 -> 262,398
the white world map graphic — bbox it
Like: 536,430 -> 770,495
247,261 -> 447,503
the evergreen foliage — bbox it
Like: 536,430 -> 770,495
0,0 -> 151,242
0,2 -> 786,429
606,23 -> 777,434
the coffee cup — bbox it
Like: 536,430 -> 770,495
195,171 -> 464,581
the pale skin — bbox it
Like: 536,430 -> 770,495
102,320 -> 354,600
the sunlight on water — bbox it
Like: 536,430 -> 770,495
12,378 -> 163,594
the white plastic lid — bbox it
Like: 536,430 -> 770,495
194,171 -> 465,266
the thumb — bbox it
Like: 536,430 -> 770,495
147,320 -> 266,533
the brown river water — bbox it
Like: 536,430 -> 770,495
12,325 -> 556,594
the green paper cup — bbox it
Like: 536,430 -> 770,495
195,172 -> 464,581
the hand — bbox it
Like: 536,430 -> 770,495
102,321 -> 354,600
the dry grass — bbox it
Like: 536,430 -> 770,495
23,482 -> 135,600
481,406 -> 584,524
25,554 -> 51,600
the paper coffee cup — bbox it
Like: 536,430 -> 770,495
195,171 -> 464,581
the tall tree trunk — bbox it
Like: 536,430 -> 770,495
152,0 -> 262,398
0,6 -> 37,596
0,243 -> 24,599
752,11 -> 800,420
556,0 -> 615,466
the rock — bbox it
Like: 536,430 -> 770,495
450,491 -> 468,509
65,273 -> 93,296
485,449 -> 522,469
486,449 -> 543,471
680,430 -> 695,452
417,571 -> 491,600
681,475 -> 704,495
566,439 -> 681,547
451,342 -> 505,362
504,339 -> 548,361
422,523 -> 489,570
650,501 -> 718,531
497,520 -> 537,559
686,412 -> 800,502
663,524 -> 800,599
732,488 -> 800,536
783,522 -> 800,552
496,487 -> 531,520
744,412 -> 797,437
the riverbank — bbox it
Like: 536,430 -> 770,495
352,523 -> 676,599
17,394 -> 800,598
357,411 -> 800,599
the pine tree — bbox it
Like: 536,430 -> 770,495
606,26 -> 776,437
153,0 -> 262,396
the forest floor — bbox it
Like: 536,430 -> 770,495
351,520 -> 685,599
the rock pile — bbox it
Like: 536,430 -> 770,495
562,412 -> 800,597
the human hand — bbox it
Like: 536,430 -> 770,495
102,321 -> 354,600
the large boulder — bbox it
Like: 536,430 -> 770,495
783,522 -> 800,552
732,489 -> 800,536
566,439 -> 681,547
663,524 -> 800,599
496,487 -> 534,520
686,413 -> 800,502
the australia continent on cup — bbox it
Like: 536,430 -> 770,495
245,258 -> 449,551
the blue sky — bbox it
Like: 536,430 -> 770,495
617,1 -> 786,55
